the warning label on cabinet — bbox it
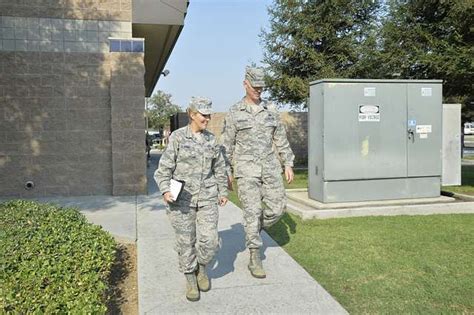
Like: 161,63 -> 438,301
364,87 -> 376,97
421,87 -> 432,97
359,105 -> 380,122
416,125 -> 432,133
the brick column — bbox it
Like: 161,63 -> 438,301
110,53 -> 146,195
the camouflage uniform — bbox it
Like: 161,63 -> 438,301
221,98 -> 294,249
155,103 -> 227,274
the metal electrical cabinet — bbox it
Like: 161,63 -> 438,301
308,79 -> 442,203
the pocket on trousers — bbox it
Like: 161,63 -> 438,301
203,177 -> 216,187
234,156 -> 259,178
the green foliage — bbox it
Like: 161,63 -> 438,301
262,0 -> 473,120
267,213 -> 474,313
154,143 -> 165,150
146,90 -> 182,130
378,0 -> 473,122
0,200 -> 116,313
261,0 -> 380,108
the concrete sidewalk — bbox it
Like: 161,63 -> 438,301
137,151 -> 347,314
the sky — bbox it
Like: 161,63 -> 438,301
154,0 -> 273,112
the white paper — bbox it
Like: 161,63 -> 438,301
416,125 -> 432,133
364,87 -> 376,97
169,179 -> 184,201
421,87 -> 432,96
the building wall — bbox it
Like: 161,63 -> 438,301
110,53 -> 146,195
280,112 -> 308,166
170,111 -> 309,167
0,14 -> 132,53
0,0 -> 131,20
0,0 -> 146,197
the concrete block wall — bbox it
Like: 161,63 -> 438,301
281,112 -> 308,166
110,53 -> 146,195
0,51 -> 114,197
0,0 -> 147,197
0,0 -> 132,21
207,113 -> 225,141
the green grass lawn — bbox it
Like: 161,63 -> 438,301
284,169 -> 308,189
442,165 -> 474,195
228,189 -> 241,208
266,213 -> 474,314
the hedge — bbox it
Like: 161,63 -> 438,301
0,200 -> 116,313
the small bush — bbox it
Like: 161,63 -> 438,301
0,200 -> 116,313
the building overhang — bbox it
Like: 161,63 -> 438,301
132,0 -> 188,97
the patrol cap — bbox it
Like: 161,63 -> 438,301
245,66 -> 266,88
188,96 -> 213,115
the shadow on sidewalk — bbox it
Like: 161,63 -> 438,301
263,213 -> 298,248
209,213 -> 297,279
209,223 -> 247,279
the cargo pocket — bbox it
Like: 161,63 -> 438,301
203,177 -> 218,200
263,116 -> 277,132
177,143 -> 196,164
233,154 -> 255,178
236,119 -> 253,132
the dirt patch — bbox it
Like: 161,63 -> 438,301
107,242 -> 138,315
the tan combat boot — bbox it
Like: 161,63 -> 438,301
184,272 -> 200,301
248,248 -> 266,278
196,263 -> 210,292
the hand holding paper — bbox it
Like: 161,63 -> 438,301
163,192 -> 174,203
169,179 -> 184,201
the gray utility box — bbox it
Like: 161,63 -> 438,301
309,79 -> 442,203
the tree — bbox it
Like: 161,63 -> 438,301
261,0 -> 380,109
377,0 -> 473,122
146,90 -> 182,130
262,0 -> 473,120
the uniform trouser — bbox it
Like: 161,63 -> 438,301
236,172 -> 286,249
167,203 -> 219,273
